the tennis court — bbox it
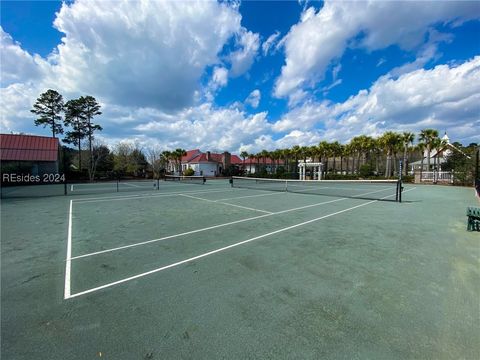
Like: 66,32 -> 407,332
1,179 -> 479,359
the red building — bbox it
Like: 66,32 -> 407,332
0,134 -> 59,177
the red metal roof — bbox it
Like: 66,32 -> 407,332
0,134 -> 59,162
187,153 -> 213,164
182,149 -> 256,165
230,155 -> 243,165
181,149 -> 201,162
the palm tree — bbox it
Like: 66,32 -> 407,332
361,136 -> 375,167
339,144 -> 346,175
240,151 -> 248,175
344,142 -> 356,174
392,140 -> 403,176
291,145 -> 301,178
418,129 -> 439,172
174,148 -> 187,174
248,152 -> 254,175
281,148 -> 291,175
329,141 -> 342,175
415,142 -> 426,179
160,150 -> 172,171
160,150 -> 172,174
349,136 -> 361,172
430,137 -> 447,172
401,132 -> 415,176
272,149 -> 283,175
260,149 -> 269,173
379,132 -> 402,178
324,142 -> 333,175
371,138 -> 382,175
254,152 -> 261,175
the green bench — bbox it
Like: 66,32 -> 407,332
467,207 -> 480,231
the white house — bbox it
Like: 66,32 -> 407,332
169,150 -> 243,176
410,133 -> 468,172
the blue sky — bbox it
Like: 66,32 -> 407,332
1,0 -> 479,153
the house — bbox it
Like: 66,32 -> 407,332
0,134 -> 59,178
169,149 -> 243,176
410,133 -> 468,172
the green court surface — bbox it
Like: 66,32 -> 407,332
1,180 -> 479,359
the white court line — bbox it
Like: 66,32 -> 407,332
70,186 -> 405,260
64,200 -> 73,299
179,193 -> 273,214
73,187 -> 248,204
66,187 -> 416,299
70,186 -> 119,192
123,182 -> 142,188
214,191 -> 285,202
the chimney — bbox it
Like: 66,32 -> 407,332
206,151 -> 211,161
222,151 -> 231,169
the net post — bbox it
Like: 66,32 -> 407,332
397,160 -> 403,203
156,178 -> 160,190
62,146 -> 67,196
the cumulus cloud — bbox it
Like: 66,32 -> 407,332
262,31 -> 281,56
274,56 -> 480,144
212,67 -> 229,89
0,27 -> 47,86
245,89 -> 261,108
229,29 -> 260,77
52,0 -> 244,109
274,0 -> 480,101
131,103 -> 271,152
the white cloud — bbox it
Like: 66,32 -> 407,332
262,31 -> 281,56
275,56 -> 480,144
0,82 -> 50,134
274,0 -> 479,101
0,27 -> 48,86
212,67 -> 229,88
229,29 -> 260,77
7,0 -> 242,111
132,103 -> 271,152
2,1 -> 478,152
245,89 -> 261,108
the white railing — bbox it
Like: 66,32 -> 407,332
421,171 -> 453,183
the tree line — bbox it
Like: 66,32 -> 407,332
239,129 -> 478,180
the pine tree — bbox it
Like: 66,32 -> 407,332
31,89 -> 64,138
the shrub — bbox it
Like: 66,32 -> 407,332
359,164 -> 374,178
183,168 -> 195,176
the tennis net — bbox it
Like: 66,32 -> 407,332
164,175 -> 206,184
231,176 -> 402,202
